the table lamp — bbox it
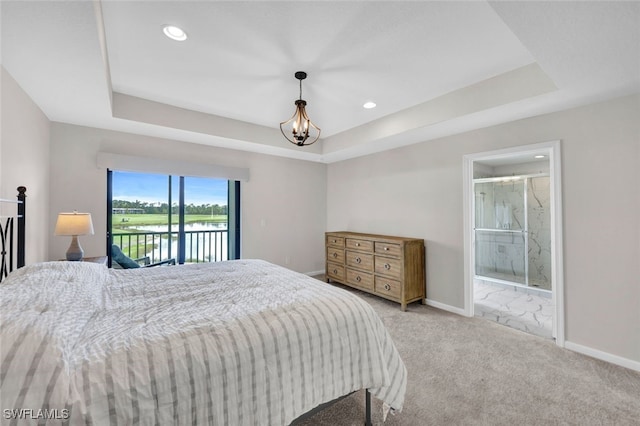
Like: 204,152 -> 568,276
54,211 -> 94,261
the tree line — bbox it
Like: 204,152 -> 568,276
113,200 -> 227,215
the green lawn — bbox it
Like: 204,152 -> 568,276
113,214 -> 227,230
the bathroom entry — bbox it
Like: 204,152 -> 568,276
463,142 -> 565,345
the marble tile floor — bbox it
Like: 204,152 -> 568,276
474,279 -> 553,339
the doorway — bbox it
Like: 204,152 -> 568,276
463,141 -> 565,346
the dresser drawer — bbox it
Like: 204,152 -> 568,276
374,241 -> 401,257
326,235 -> 345,247
346,269 -> 374,291
374,256 -> 402,279
346,251 -> 373,271
346,238 -> 373,252
327,262 -> 345,281
327,247 -> 345,263
375,276 -> 401,299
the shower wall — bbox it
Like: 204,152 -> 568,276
474,176 -> 551,290
527,176 -> 551,288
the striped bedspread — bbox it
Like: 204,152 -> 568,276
1,259 -> 406,425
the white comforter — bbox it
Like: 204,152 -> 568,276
1,259 -> 406,425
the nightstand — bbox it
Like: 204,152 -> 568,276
60,256 -> 108,265
58,256 -> 109,265
82,256 -> 108,265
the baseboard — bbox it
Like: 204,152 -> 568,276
424,298 -> 467,316
564,341 -> 640,372
305,270 -> 325,277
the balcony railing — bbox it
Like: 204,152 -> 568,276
112,229 -> 228,264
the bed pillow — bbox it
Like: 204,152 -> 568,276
111,244 -> 141,269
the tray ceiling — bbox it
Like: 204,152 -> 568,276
1,1 -> 638,163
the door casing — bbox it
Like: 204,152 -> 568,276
462,140 -> 565,346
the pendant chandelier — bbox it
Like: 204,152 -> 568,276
280,71 -> 321,146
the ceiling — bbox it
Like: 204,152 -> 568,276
1,1 -> 639,163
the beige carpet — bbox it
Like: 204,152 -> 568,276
298,279 -> 640,426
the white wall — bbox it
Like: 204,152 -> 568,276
49,123 -> 327,274
0,67 -> 50,263
327,94 -> 640,363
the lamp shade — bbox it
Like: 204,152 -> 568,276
54,212 -> 94,236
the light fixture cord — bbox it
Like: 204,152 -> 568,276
299,78 -> 303,100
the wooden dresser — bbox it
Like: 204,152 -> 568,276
326,231 -> 425,311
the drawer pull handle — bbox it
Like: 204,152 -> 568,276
355,242 -> 360,246
333,269 -> 338,274
332,239 -> 337,243
356,276 -> 361,282
384,263 -> 391,270
384,247 -> 389,251
384,283 -> 391,291
356,257 -> 361,263
332,252 -> 338,258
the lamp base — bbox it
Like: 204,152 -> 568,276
66,235 -> 84,261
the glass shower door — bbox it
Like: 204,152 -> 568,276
474,180 -> 527,285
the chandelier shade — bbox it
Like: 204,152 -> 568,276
280,71 -> 321,146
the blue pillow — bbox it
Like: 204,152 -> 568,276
111,244 -> 141,269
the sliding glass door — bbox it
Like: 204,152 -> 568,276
107,170 -> 240,267
180,175 -> 231,263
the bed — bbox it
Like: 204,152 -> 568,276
0,188 -> 407,425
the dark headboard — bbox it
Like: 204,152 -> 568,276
0,186 -> 26,282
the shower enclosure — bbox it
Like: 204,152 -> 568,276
474,174 -> 551,291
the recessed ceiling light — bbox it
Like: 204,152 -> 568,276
534,155 -> 546,159
363,102 -> 377,109
162,25 -> 187,41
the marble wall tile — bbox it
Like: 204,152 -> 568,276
493,180 -> 525,230
528,177 -> 551,290
475,231 -> 526,284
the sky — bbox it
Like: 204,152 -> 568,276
112,171 -> 228,206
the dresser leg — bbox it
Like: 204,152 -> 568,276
421,298 -> 426,305
400,302 -> 407,312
